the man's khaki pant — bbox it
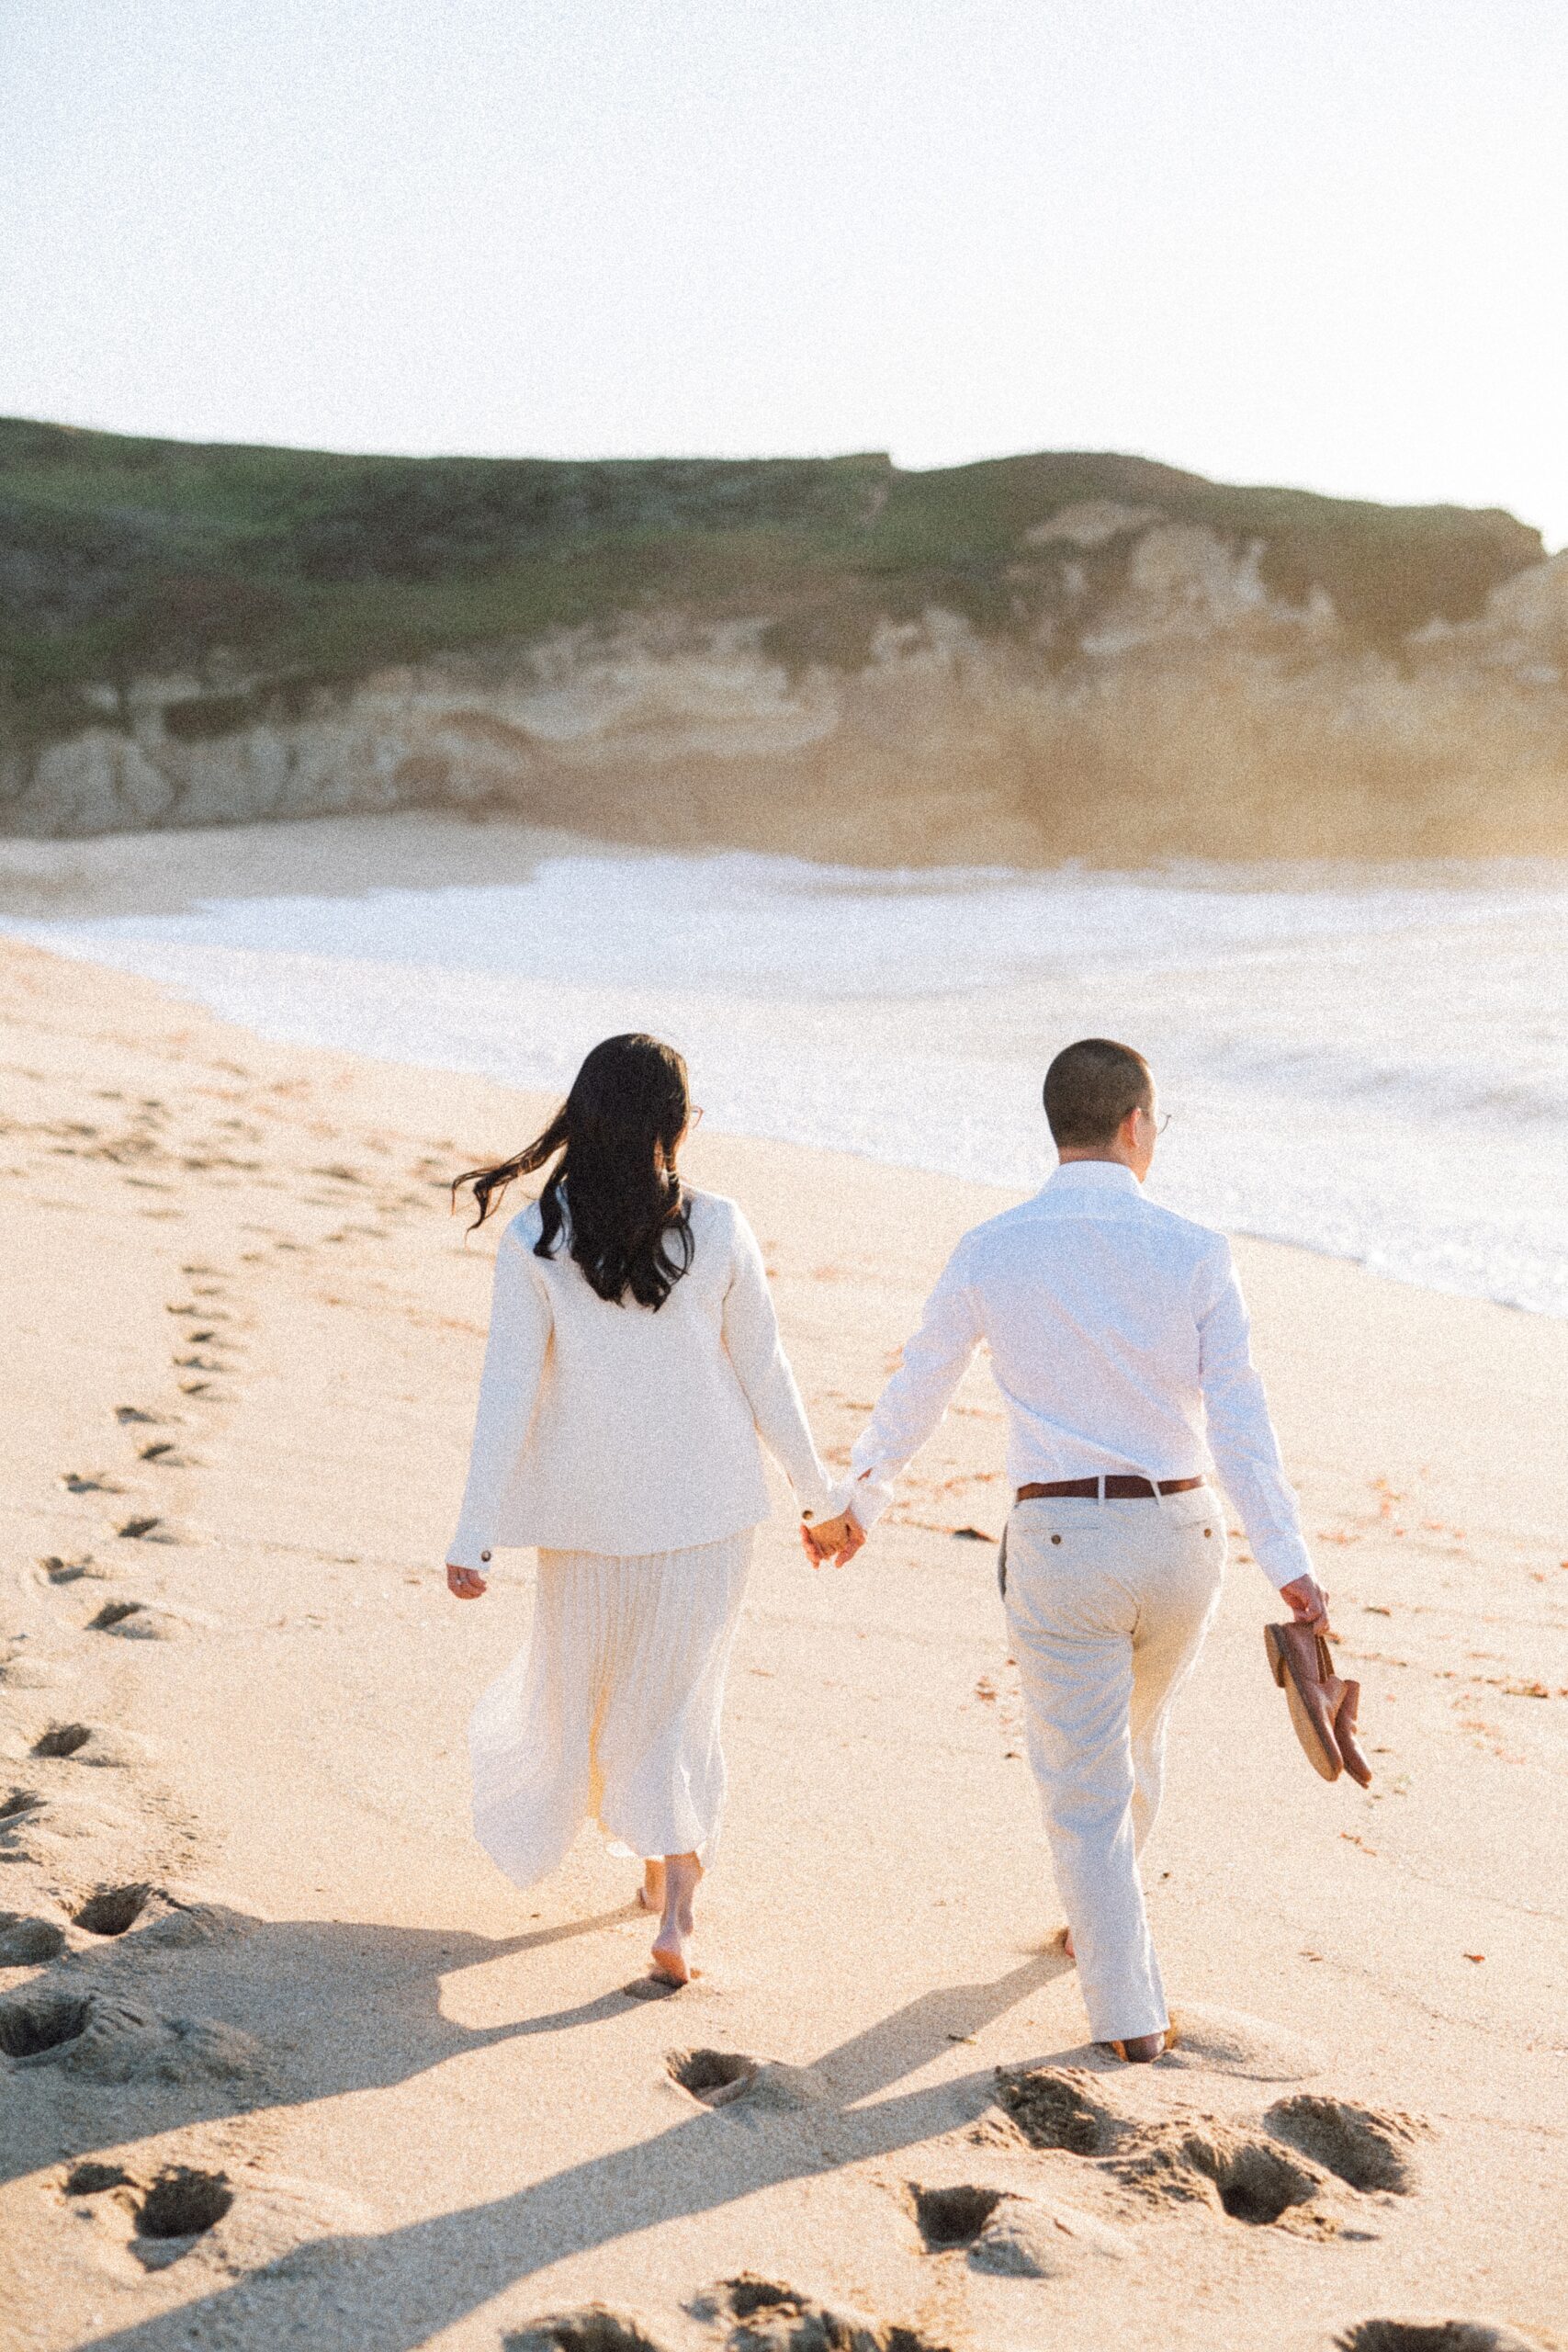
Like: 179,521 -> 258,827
1001,1487 -> 1225,2043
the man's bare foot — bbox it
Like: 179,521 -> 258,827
1118,2031 -> 1165,2064
650,1851 -> 702,1985
637,1859 -> 665,1913
1096,2029 -> 1170,2063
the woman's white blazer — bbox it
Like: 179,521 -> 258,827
447,1188 -> 834,1566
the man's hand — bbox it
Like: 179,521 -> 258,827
446,1564 -> 489,1600
800,1510 -> 865,1567
1280,1573 -> 1330,1628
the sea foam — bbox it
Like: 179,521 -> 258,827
7,852 -> 1567,1316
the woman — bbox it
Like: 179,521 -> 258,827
445,1032 -> 834,1985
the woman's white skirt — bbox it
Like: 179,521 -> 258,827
468,1531 -> 754,1892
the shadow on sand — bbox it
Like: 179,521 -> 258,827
24,1916 -> 1072,2352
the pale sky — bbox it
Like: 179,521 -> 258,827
4,0 -> 1566,545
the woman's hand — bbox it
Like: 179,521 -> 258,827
446,1564 -> 489,1600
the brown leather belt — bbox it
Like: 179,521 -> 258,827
1016,1476 -> 1204,1503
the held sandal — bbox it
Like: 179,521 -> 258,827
1265,1620 -> 1373,1789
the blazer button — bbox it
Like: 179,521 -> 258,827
1051,1533 -> 1063,1545
480,1551 -> 491,1562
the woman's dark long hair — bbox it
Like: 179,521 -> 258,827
453,1034 -> 695,1309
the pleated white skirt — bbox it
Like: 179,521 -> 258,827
468,1531 -> 754,1892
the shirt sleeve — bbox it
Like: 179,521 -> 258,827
720,1208 -> 836,1520
830,1242 -> 983,1528
447,1222 -> 554,1570
1196,1239 -> 1314,1592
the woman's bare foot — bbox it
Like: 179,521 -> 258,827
1062,1927 -> 1075,1961
637,1859 -> 665,1913
650,1851 -> 702,1984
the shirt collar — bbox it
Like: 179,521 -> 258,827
1043,1159 -> 1142,1198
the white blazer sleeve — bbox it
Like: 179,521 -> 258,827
720,1208 -> 835,1519
447,1221 -> 554,1569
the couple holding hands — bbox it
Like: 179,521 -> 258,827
445,1031 -> 1330,2057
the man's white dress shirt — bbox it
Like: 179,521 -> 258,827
835,1160 -> 1314,1593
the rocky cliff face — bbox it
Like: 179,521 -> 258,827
4,430 -> 1564,863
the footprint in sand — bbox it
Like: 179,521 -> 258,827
908,2178 -> 1129,2277
665,2048 -> 761,2106
0,1652 -> 71,1690
0,1785 -> 136,1860
114,1515 -> 178,1544
128,2165 -> 234,2260
1111,2123 -> 1327,2228
0,1982 -> 264,2083
59,1472 -> 126,1495
30,1721 -> 150,1767
910,2180 -> 1005,2248
696,2276 -> 952,2352
664,2048 -> 826,2113
1267,2094 -> 1428,2194
993,2064 -> 1423,2234
995,2064 -> 1124,2154
1339,2326 -> 1550,2352
511,2280 -> 956,2352
88,1598 -> 203,1640
507,2312 -> 667,2352
115,1406 -> 172,1426
72,1883 -> 159,1939
0,1911 -> 68,1964
59,2161 -> 373,2276
68,1882 -> 254,1950
38,1555 -> 118,1585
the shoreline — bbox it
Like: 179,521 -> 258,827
4,813 -> 1567,1327
4,808 -> 1568,922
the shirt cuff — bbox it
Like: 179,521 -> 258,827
826,1467 -> 895,1530
1251,1529 -> 1315,1592
446,1529 -> 493,1573
792,1460 -> 838,1522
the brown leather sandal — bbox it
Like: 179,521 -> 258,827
1265,1620 -> 1345,1781
1333,1679 -> 1373,1788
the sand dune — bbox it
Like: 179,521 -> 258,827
1,936 -> 1564,2351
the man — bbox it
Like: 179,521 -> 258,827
804,1038 -> 1329,2064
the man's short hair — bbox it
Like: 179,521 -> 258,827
1043,1037 -> 1153,1148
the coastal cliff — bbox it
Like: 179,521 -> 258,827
3,419 -> 1564,861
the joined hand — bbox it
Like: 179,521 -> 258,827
801,1510 -> 865,1567
446,1564 -> 489,1599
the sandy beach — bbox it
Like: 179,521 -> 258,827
1,931 -> 1565,2352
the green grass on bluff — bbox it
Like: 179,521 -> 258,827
0,415 -> 1543,748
